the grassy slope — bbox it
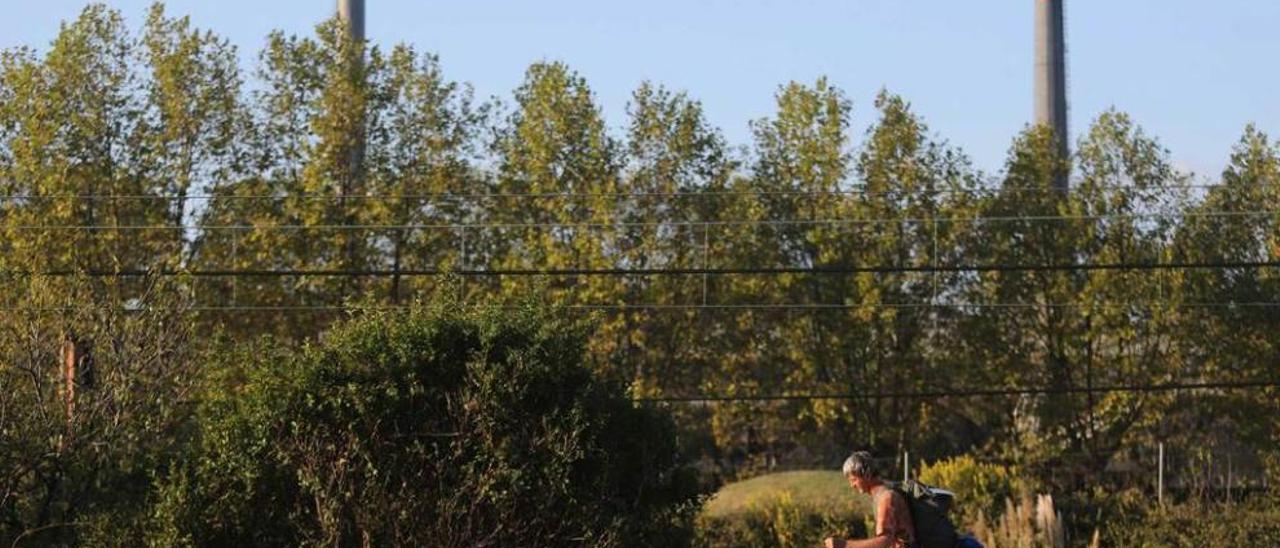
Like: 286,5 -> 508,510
704,470 -> 873,518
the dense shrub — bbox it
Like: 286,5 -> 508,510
695,492 -> 867,547
918,455 -> 1026,529
1098,499 -> 1280,546
150,304 -> 699,547
0,277 -> 195,547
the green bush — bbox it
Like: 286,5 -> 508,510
150,304 -> 700,547
0,277 -> 196,547
918,455 -> 1026,529
696,491 -> 867,548
1099,500 -> 1280,546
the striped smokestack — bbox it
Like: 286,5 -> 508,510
1035,0 -> 1069,190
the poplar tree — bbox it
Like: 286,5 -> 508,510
845,92 -> 981,453
0,2 -> 241,302
491,62 -> 623,374
368,46 -> 486,304
619,82 -> 734,397
704,78 -> 854,465
1,6 -> 148,273
967,113 -> 1188,480
192,18 -> 385,337
1170,126 -> 1280,455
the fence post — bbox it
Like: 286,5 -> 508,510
62,334 -> 77,428
1157,442 -> 1164,507
1227,454 -> 1233,505
701,224 -> 709,305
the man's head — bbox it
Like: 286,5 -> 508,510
841,451 -> 879,494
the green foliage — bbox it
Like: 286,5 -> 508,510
0,3 -> 243,276
918,456 -> 1026,530
696,470 -> 870,548
153,303 -> 699,547
1099,500 -> 1280,547
0,276 -> 196,546
961,117 -> 1198,487
2,3 -> 1279,545
617,81 -> 734,400
696,491 -> 867,548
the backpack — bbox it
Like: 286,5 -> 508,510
887,479 -> 963,548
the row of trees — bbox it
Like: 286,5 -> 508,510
2,4 -> 1277,491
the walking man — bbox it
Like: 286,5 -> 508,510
824,451 -> 916,548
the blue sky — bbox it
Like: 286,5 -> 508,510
3,1 -> 1278,178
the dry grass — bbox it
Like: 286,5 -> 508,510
970,493 -> 1067,548
703,470 -> 870,518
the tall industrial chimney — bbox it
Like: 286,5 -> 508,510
338,0 -> 365,44
337,0 -> 366,284
1035,0 -> 1069,190
337,0 -> 366,180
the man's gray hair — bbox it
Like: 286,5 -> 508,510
842,451 -> 876,478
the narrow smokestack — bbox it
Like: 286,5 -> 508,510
337,0 -> 366,280
337,0 -> 365,179
1035,0 -> 1069,189
338,0 -> 365,43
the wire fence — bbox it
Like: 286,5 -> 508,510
764,443 -> 1274,504
0,181 -> 1264,202
4,300 -> 1280,313
3,208 -> 1275,231
6,188 -> 1277,405
6,260 -> 1279,278
636,379 -> 1280,404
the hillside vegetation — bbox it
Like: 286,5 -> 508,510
1,3 -> 1277,545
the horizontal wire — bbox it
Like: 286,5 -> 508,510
0,178 -> 1271,203
637,379 -> 1280,403
5,301 -> 1280,313
0,182 -> 1250,202
1,209 -> 1271,231
11,260 -> 1280,277
0,190 -> 965,201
